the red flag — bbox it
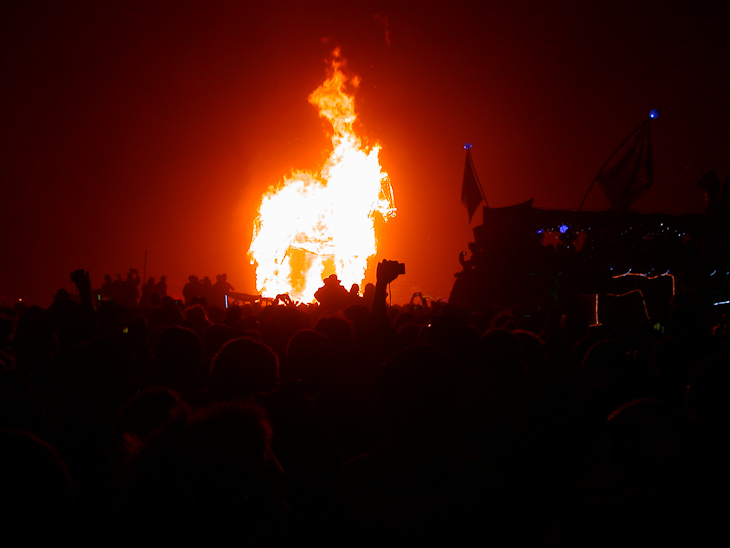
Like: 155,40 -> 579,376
597,124 -> 653,213
462,149 -> 484,222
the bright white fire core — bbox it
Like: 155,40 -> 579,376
248,51 -> 396,303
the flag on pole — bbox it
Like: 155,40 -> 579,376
597,124 -> 653,213
462,148 -> 485,222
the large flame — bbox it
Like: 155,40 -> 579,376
248,50 -> 396,303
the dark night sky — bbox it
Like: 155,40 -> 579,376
2,0 -> 729,306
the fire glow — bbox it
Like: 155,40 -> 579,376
248,50 -> 396,303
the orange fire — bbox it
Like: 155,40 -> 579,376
248,50 -> 396,303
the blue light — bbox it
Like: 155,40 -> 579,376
536,229 -> 543,234
464,143 -> 473,150
649,109 -> 660,119
559,224 -> 569,234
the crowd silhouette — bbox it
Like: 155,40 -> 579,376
1,249 -> 729,546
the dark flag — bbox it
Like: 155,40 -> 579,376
462,148 -> 485,222
597,123 -> 653,213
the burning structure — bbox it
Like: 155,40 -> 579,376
248,50 -> 396,303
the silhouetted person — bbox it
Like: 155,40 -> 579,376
200,276 -> 214,306
101,274 -> 115,301
122,401 -> 289,547
153,325 -> 206,404
314,274 -> 351,313
117,268 -> 140,309
458,241 -> 482,272
0,429 -> 74,545
139,277 -> 156,309
206,337 -> 279,402
368,260 -> 405,362
184,304 -> 212,340
260,305 -> 309,367
110,388 -> 189,475
202,323 -> 235,365
212,273 -> 234,309
46,289 -> 84,349
313,315 -> 362,371
345,344 -> 492,546
11,305 -> 57,374
284,329 -> 335,385
349,283 -> 362,303
362,282 -> 376,309
154,275 -> 167,299
149,292 -> 161,307
182,275 -> 202,307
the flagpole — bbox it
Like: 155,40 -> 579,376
465,144 -> 488,207
577,116 -> 653,212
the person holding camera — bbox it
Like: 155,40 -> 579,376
370,260 -> 405,354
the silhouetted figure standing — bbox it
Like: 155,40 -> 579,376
154,275 -> 167,299
212,273 -> 234,309
362,282 -> 376,309
314,274 -> 351,313
349,283 -> 362,304
117,268 -> 140,309
201,276 -> 214,306
182,275 -> 202,307
101,275 -> 115,301
139,278 -> 156,309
